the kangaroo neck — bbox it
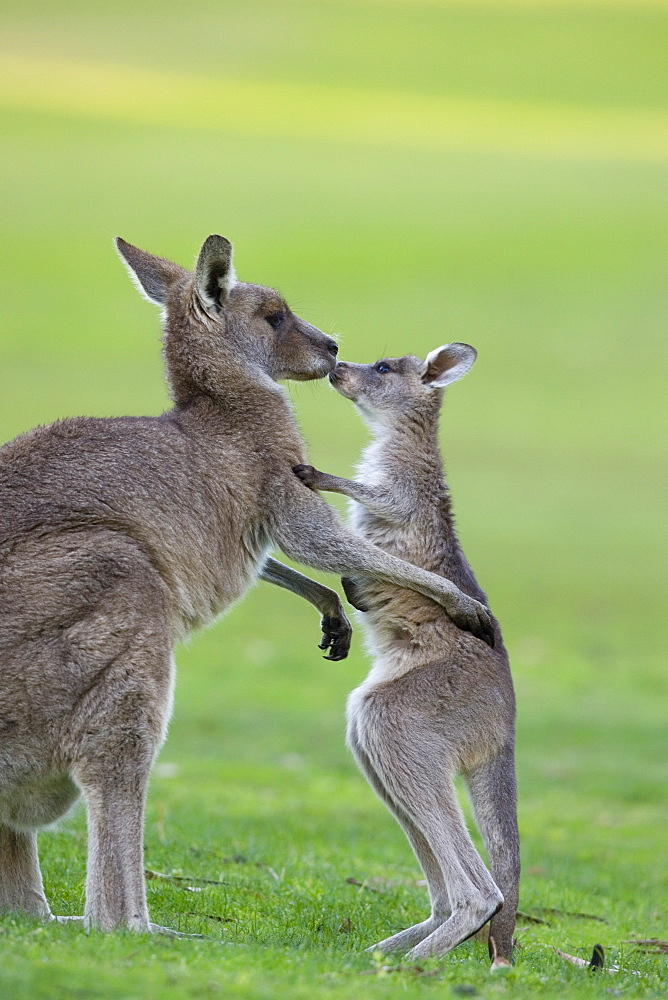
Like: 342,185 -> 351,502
170,375 -> 306,462
359,404 -> 487,600
362,402 -> 448,499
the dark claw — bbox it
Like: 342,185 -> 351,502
479,611 -> 495,648
473,620 -> 495,649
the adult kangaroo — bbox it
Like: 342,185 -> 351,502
0,237 -> 494,935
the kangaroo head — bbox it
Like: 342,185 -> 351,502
115,235 -> 339,403
329,343 -> 477,422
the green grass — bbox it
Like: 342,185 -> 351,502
0,0 -> 666,996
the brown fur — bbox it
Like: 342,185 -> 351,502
0,240 -> 493,934
294,344 -> 520,965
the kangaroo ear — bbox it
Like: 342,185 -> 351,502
420,343 -> 477,388
194,235 -> 236,314
115,238 -> 185,306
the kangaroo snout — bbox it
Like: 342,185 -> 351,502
329,361 -> 354,381
318,337 -> 339,374
328,361 -> 360,399
294,321 -> 338,376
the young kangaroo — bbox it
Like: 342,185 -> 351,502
0,238 -> 494,935
294,344 -> 519,967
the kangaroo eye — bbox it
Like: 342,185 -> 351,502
266,312 -> 285,330
376,362 -> 392,374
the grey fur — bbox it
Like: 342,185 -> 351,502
293,344 -> 520,966
0,241 -> 494,934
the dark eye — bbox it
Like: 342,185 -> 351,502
266,312 -> 285,330
376,362 -> 392,374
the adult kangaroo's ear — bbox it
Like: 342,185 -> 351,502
194,235 -> 236,314
420,343 -> 477,388
115,238 -> 186,306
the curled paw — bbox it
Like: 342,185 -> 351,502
292,464 -> 320,490
318,612 -> 352,660
449,596 -> 495,648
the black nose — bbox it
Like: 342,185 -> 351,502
326,339 -> 338,356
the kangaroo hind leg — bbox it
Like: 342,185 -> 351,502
349,704 -> 502,959
0,825 -> 51,919
399,788 -> 503,960
68,625 -> 175,932
348,721 -> 451,955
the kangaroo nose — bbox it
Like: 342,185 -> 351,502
326,339 -> 338,357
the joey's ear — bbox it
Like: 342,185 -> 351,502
194,234 -> 236,314
420,343 -> 477,388
115,238 -> 185,306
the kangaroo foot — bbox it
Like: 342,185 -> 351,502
52,915 -> 202,937
365,915 -> 444,955
406,900 -> 501,960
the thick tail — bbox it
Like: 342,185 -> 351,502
465,745 -> 520,963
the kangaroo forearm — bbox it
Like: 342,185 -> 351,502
293,466 -> 414,525
350,542 -> 462,604
310,472 -> 409,522
260,557 -> 342,615
275,508 -> 461,607
299,471 -> 357,497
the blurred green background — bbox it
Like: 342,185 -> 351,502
0,1 -> 666,995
